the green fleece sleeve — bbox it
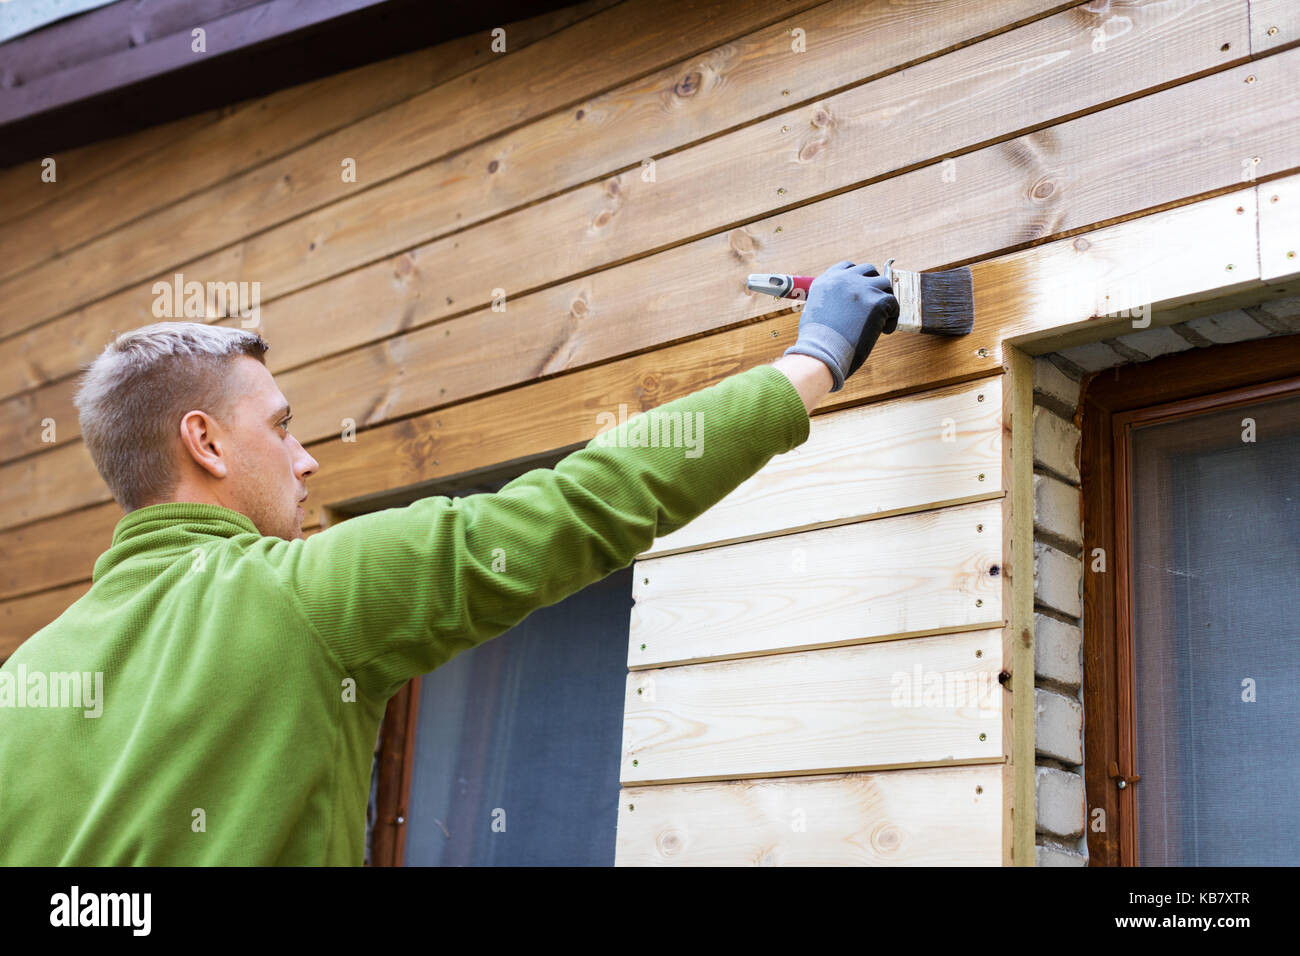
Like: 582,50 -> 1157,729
275,362 -> 811,702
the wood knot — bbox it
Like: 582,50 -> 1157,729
639,372 -> 661,396
871,823 -> 903,854
798,139 -> 826,163
570,297 -> 589,318
999,670 -> 1012,685
1073,237 -> 1091,252
675,71 -> 702,97
1030,177 -> 1057,201
656,828 -> 683,856
393,254 -> 415,278
575,108 -> 585,121
605,178 -> 621,198
728,228 -> 758,261
810,108 -> 831,128
487,159 -> 499,174
593,209 -> 613,229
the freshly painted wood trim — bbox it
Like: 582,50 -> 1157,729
1003,346 -> 1036,866
614,764 -> 1008,866
629,498 -> 1004,669
621,628 -> 1005,785
640,376 -> 1003,558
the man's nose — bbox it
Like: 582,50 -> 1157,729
291,436 -> 319,478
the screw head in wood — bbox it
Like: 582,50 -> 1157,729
978,473 -> 986,481
977,347 -> 990,358
975,649 -> 983,658
977,393 -> 984,402
976,599 -> 983,607
976,785 -> 983,794
1246,74 -> 1256,83
979,733 -> 987,741
1268,26 -> 1278,36
976,523 -> 984,532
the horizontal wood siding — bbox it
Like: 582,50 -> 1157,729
4,0 -> 1299,865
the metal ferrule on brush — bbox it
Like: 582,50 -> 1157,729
889,267 -> 922,333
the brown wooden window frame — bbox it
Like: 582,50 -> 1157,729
1080,331 -> 1300,866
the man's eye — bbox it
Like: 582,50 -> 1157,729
279,417 -> 292,433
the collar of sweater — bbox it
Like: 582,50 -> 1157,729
93,502 -> 262,582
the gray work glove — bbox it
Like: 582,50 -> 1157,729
783,260 -> 898,392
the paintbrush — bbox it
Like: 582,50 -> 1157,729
746,258 -> 974,336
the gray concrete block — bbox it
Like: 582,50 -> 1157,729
1182,309 -> 1273,344
1115,323 -> 1195,359
1032,357 -> 1080,409
1032,406 -> 1079,483
1034,613 -> 1082,688
1035,687 -> 1083,765
1252,295 -> 1300,331
1053,340 -> 1129,372
1033,472 -> 1082,550
1036,766 -> 1085,838
1036,842 -> 1088,866
1034,541 -> 1082,619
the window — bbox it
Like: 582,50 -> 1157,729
359,452 -> 631,866
1082,332 -> 1300,865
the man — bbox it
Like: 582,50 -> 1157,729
0,261 -> 896,865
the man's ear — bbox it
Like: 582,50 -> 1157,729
178,409 -> 228,479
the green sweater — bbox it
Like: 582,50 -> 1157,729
0,363 -> 809,865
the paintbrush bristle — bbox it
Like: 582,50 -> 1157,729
917,266 -> 974,336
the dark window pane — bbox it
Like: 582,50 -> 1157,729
1129,392 -> 1300,865
402,565 -> 633,865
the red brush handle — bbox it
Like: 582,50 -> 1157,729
789,275 -> 814,299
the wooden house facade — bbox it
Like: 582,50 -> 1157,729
2,0 -> 1298,865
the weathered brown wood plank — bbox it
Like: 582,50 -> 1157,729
7,35 -> 1289,469
0,0 -> 618,285
0,0 -> 857,339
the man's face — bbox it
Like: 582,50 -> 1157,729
217,356 -> 319,540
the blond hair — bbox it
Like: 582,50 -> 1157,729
74,322 -> 269,511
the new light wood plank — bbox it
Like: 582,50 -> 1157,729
0,0 -> 618,285
614,764 -> 1007,866
640,377 -> 1003,558
621,629 -> 1005,785
630,498 -> 1004,668
1259,175 -> 1300,281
